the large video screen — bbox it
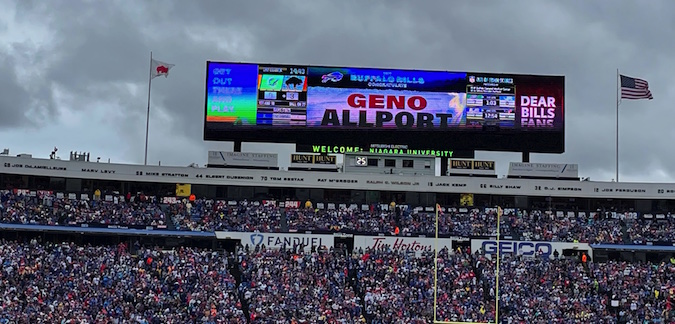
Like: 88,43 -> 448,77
204,62 -> 565,153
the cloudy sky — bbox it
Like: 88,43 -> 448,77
1,0 -> 672,182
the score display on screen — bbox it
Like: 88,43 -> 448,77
205,62 -> 565,153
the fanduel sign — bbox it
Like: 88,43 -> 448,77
215,231 -> 333,252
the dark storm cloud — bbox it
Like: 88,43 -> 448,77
3,0 -> 674,180
0,54 -> 32,127
14,2 -> 150,93
0,49 -> 56,128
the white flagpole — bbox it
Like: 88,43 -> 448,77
144,51 -> 153,166
616,69 -> 620,182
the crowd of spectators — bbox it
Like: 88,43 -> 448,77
0,191 -> 167,228
286,207 -> 398,234
168,199 -> 282,232
435,248 -> 495,323
353,246 -> 675,323
398,208 -> 499,236
495,254 -> 615,322
4,190 -> 675,245
354,247 -> 434,323
238,203 -> 640,245
0,240 -> 245,323
503,209 -> 625,244
238,247 -> 364,323
627,216 -> 675,244
0,238 -> 673,323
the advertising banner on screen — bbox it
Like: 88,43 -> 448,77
306,67 -> 466,129
297,143 -> 474,159
215,231 -> 333,252
205,63 -> 259,125
471,239 -> 591,260
508,162 -> 578,179
207,151 -> 278,168
449,159 -> 496,176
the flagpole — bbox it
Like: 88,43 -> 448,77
616,69 -> 620,182
144,51 -> 153,166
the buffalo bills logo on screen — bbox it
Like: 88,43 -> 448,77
250,233 -> 264,245
322,71 -> 343,83
282,76 -> 306,91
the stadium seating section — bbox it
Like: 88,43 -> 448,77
2,190 -> 675,322
1,191 -> 669,244
0,240 -> 671,323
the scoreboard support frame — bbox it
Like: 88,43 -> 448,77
522,151 -> 530,163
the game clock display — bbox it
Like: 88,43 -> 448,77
465,76 -> 516,128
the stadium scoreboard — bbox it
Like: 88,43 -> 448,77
204,62 -> 565,153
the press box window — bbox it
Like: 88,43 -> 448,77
424,161 -> 431,169
384,159 -> 396,167
402,160 -> 414,168
367,158 -> 379,167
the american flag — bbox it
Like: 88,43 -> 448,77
620,75 -> 653,100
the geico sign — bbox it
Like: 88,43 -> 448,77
481,240 -> 552,257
